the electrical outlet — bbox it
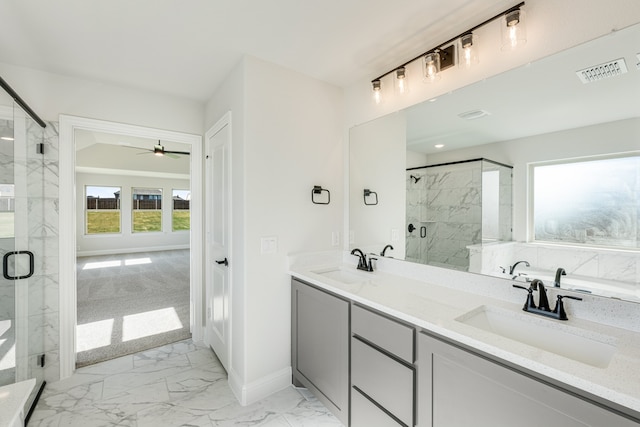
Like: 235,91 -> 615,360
331,231 -> 340,246
260,236 -> 278,254
391,228 -> 399,242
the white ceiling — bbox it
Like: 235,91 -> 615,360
75,129 -> 190,176
404,22 -> 640,153
0,0 -> 518,101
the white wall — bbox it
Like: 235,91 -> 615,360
0,61 -> 203,134
349,113 -> 406,257
76,172 -> 190,255
204,55 -> 344,404
243,55 -> 343,391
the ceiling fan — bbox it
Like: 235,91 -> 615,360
123,140 -> 190,159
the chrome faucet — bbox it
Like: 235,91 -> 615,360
509,260 -> 530,278
554,268 -> 566,288
350,248 -> 376,272
380,244 -> 394,256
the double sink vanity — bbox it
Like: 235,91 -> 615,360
289,252 -> 640,427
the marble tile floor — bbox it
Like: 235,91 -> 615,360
30,339 -> 342,426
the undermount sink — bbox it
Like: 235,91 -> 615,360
312,267 -> 370,284
456,305 -> 617,368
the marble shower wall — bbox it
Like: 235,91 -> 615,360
406,161 -> 483,271
469,241 -> 640,300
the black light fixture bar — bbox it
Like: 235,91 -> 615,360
0,75 -> 47,129
371,1 -> 525,83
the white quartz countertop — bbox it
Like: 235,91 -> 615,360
0,378 -> 35,427
289,261 -> 640,417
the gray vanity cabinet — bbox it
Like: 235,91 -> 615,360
291,279 -> 349,426
351,305 -> 415,427
417,332 -> 638,427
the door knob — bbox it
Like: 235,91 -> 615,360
215,258 -> 229,267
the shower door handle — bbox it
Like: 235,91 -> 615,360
3,250 -> 35,280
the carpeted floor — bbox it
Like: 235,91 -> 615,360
76,249 -> 191,367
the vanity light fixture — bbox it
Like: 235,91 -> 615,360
501,7 -> 526,51
0,136 -> 14,141
370,2 -> 525,104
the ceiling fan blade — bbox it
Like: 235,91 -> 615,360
165,153 -> 180,159
122,146 -> 152,152
164,150 -> 190,156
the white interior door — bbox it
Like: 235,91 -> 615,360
205,113 -> 231,371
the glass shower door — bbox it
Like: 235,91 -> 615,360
0,90 -> 46,395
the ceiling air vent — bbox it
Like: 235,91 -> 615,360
576,58 -> 628,83
458,109 -> 491,120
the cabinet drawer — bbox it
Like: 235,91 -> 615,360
352,304 -> 414,363
352,337 -> 414,426
352,387 -> 404,427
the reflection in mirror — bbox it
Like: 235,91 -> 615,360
405,159 -> 512,271
349,22 -> 640,302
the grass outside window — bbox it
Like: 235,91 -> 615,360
87,211 -> 121,234
173,211 -> 190,231
133,210 -> 162,232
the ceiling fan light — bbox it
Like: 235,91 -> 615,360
154,145 -> 165,156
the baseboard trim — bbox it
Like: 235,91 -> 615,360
228,366 -> 292,406
77,244 -> 190,257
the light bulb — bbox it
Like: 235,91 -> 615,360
423,52 -> 441,83
395,67 -> 409,95
372,79 -> 383,105
460,33 -> 478,68
501,8 -> 526,51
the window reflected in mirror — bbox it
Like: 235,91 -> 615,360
532,154 -> 640,249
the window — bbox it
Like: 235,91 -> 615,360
86,186 -> 121,234
532,155 -> 640,249
132,187 -> 162,232
172,189 -> 190,231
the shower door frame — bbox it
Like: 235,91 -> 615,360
0,101 -> 45,391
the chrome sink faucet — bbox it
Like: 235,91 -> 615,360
350,248 -> 376,272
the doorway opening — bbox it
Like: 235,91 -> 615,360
74,131 -> 193,366
58,116 -> 203,378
